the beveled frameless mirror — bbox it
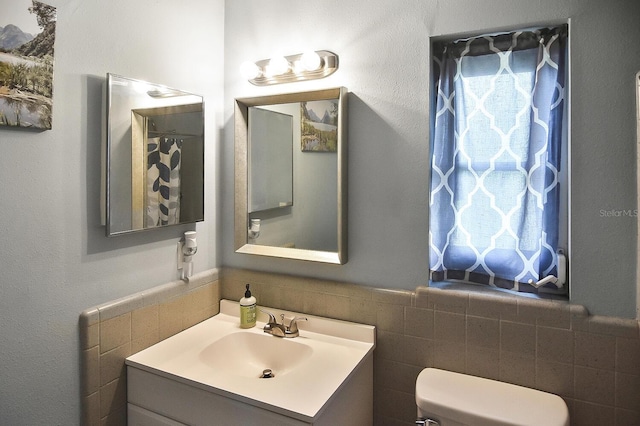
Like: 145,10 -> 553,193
105,73 -> 204,236
234,87 -> 348,264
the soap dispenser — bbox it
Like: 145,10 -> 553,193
239,284 -> 257,328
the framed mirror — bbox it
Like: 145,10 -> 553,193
234,87 -> 348,264
105,73 -> 205,236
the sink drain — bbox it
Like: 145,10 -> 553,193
260,369 -> 274,379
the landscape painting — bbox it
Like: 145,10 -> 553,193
300,99 -> 339,152
0,0 -> 56,130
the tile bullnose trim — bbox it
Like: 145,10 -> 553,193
414,286 -> 431,309
222,268 -> 640,425
371,287 -> 414,305
79,268 -> 221,426
588,315 -> 640,339
88,268 -> 219,322
183,268 -> 220,287
80,307 -> 100,328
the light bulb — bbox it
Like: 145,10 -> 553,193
266,56 -> 290,76
240,61 -> 261,80
300,50 -> 322,71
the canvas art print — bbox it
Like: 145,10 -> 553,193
300,99 -> 339,152
0,0 -> 56,130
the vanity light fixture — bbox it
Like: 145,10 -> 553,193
240,50 -> 339,86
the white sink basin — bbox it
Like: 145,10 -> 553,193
126,299 -> 376,423
199,331 -> 313,378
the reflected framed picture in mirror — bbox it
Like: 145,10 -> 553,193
104,73 -> 205,236
300,99 -> 339,152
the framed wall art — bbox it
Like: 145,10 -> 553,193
0,0 -> 56,130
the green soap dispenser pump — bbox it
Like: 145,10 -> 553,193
239,284 -> 257,328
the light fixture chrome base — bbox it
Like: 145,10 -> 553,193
249,50 -> 339,86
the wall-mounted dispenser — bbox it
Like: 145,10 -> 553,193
178,231 -> 197,280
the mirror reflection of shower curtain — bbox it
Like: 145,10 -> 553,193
145,137 -> 182,227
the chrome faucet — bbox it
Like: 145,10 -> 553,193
261,310 -> 286,337
261,310 -> 307,338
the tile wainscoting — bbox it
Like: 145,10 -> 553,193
79,267 -> 639,426
221,268 -> 640,426
79,269 -> 220,426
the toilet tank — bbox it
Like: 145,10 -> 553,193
416,368 -> 569,426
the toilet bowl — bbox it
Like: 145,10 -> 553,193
415,368 -> 569,426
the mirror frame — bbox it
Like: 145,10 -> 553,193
234,87 -> 348,264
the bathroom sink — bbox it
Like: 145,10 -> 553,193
199,331 -> 313,378
126,300 -> 376,423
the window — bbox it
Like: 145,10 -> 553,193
429,25 -> 568,294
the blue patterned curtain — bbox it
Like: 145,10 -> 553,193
429,25 -> 567,292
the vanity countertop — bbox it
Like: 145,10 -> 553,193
126,299 -> 376,422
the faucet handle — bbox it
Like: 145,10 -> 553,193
286,316 -> 308,333
260,309 -> 278,324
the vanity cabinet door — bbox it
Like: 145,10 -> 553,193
128,403 -> 187,426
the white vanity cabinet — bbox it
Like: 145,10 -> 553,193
127,356 -> 373,426
126,300 -> 375,426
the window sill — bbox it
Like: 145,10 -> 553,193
429,280 -> 569,302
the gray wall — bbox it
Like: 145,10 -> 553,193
0,0 -> 224,424
222,0 -> 640,319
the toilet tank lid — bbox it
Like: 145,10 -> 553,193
415,369 -> 569,426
